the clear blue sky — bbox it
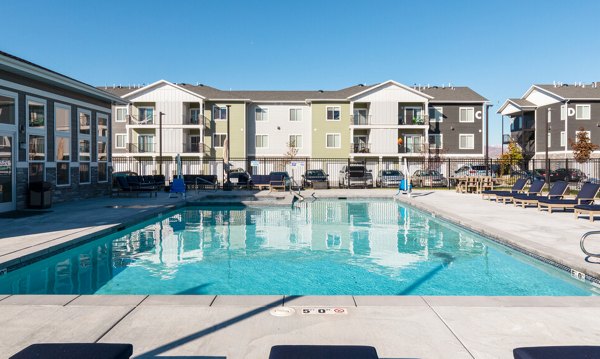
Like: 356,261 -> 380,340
2,0 -> 600,145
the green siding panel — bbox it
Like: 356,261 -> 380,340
311,102 -> 350,158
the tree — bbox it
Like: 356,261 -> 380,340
569,127 -> 599,163
277,141 -> 299,171
498,139 -> 524,175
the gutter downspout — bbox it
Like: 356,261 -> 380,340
564,100 -> 569,159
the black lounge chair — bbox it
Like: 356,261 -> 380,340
513,345 -> 600,359
251,175 -> 271,190
482,178 -> 528,200
10,343 -> 133,359
575,204 -> 600,222
538,182 -> 600,213
496,179 -> 545,204
513,181 -> 569,208
269,345 -> 379,359
115,177 -> 156,197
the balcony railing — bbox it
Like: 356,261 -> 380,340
351,143 -> 371,153
128,114 -> 154,125
182,142 -> 210,154
350,114 -> 372,125
398,143 -> 426,154
398,114 -> 429,125
127,142 -> 155,153
183,113 -> 209,126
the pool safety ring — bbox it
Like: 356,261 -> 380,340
270,307 -> 296,317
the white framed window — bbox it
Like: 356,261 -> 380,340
326,133 -> 341,148
428,107 -> 443,122
190,108 -> 201,124
560,131 -> 566,147
0,89 -> 17,125
115,107 -> 127,122
289,134 -> 303,148
138,107 -> 154,124
459,134 -> 475,149
256,134 -> 269,148
255,107 -> 268,121
213,133 -> 226,147
547,132 -> 551,147
326,106 -> 341,121
27,96 -> 47,183
459,107 -> 475,123
576,104 -> 591,120
115,134 -> 127,149
290,108 -> 302,122
78,109 -> 91,184
576,130 -> 592,143
55,103 -> 71,133
213,105 -> 227,121
97,113 -> 109,183
561,105 -> 566,121
428,134 -> 443,149
55,103 -> 71,186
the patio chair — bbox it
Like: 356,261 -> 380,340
269,345 -> 379,359
512,181 -> 569,208
496,179 -> 545,204
513,346 -> 600,359
10,343 -> 133,359
481,178 -> 528,200
251,175 -> 271,190
466,177 -> 479,193
538,182 -> 600,213
574,204 -> 600,222
114,177 -> 155,197
478,176 -> 494,194
269,174 -> 286,192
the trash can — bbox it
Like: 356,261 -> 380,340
29,181 -> 53,209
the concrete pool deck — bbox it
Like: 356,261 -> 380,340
1,189 -> 600,358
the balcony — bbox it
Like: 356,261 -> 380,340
183,142 -> 210,154
398,143 -> 426,154
128,114 -> 154,125
127,142 -> 155,153
398,114 -> 429,126
351,143 -> 371,153
183,113 -> 209,126
350,114 -> 372,125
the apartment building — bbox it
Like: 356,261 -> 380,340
0,51 -> 124,212
499,82 -> 600,159
102,80 -> 488,165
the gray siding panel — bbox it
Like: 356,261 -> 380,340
429,103 -> 484,155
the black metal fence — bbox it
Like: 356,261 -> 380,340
112,157 -> 600,189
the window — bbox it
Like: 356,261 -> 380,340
27,97 -> 47,183
55,105 -> 70,132
29,135 -> 45,161
326,106 -> 341,121
256,135 -> 269,148
55,104 -> 71,186
576,104 -> 591,120
79,111 -> 91,135
547,132 -> 551,147
213,133 -> 227,147
78,109 -> 91,184
79,139 -> 91,162
428,134 -> 443,149
459,134 -> 475,149
326,133 -> 341,148
138,107 -> 154,124
429,107 -> 443,122
137,135 -> 154,153
290,108 -> 302,122
97,114 -> 108,182
0,90 -> 17,125
561,105 -> 566,121
255,107 -> 268,121
213,106 -> 227,120
115,134 -> 127,149
576,130 -> 592,143
190,108 -> 201,124
289,134 -> 302,148
28,100 -> 45,128
115,107 -> 127,122
459,107 -> 475,123
560,131 -> 566,147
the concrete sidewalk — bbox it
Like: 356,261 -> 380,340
1,294 -> 600,359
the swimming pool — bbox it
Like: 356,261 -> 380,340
0,200 -> 596,296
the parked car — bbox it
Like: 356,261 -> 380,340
301,169 -> 329,188
228,168 -> 252,188
112,171 -> 138,186
412,169 -> 447,187
339,165 -> 373,188
454,164 -> 497,177
376,169 -> 404,188
510,169 -> 544,182
269,171 -> 292,190
554,168 -> 587,182
533,169 -> 561,182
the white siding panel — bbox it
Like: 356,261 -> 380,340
370,128 -> 397,154
353,83 -> 428,125
163,129 -> 182,153
525,89 -> 561,107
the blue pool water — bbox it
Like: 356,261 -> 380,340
0,200 -> 596,296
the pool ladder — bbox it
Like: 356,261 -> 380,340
580,231 -> 600,258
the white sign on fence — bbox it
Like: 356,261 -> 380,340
250,160 -> 260,167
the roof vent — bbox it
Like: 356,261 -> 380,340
318,90 -> 324,93
553,81 -> 557,87
358,83 -> 364,87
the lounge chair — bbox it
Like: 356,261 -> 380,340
269,174 -> 287,192
114,177 -> 156,197
269,345 -> 379,359
251,175 -> 272,190
538,182 -> 600,213
481,178 -> 528,200
10,343 -> 133,359
496,179 -> 545,204
512,181 -> 569,208
513,346 -> 600,359
574,204 -> 600,222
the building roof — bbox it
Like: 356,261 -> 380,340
98,81 -> 487,103
535,83 -> 600,100
509,98 -> 536,107
420,86 -> 488,102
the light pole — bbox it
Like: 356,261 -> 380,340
545,108 -> 551,185
159,111 -> 164,176
485,104 -> 492,176
223,105 -> 232,190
